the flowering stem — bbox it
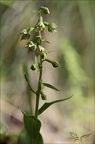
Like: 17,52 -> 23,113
35,56 -> 42,118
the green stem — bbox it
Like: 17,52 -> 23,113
35,12 -> 43,119
35,56 -> 42,118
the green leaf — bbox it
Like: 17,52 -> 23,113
43,83 -> 60,91
80,133 -> 93,141
69,132 -> 79,141
0,123 -> 6,142
48,50 -> 56,53
18,128 -> 31,144
9,134 -> 18,142
42,39 -> 50,44
38,95 -> 73,115
24,114 -> 41,143
36,133 -> 44,144
24,73 -> 36,94
23,64 -> 33,115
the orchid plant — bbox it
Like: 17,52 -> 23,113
18,6 -> 72,144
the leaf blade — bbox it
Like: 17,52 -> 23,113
36,133 -> 44,144
18,128 -> 31,144
43,83 -> 60,91
24,73 -> 36,94
69,132 -> 78,138
69,132 -> 79,141
38,95 -> 73,115
23,114 -> 41,143
80,133 -> 93,140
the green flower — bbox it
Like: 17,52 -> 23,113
39,6 -> 50,14
26,41 -> 36,51
21,27 -> 34,40
38,45 -> 45,55
36,45 -> 47,59
35,16 -> 45,31
48,23 -> 57,32
21,29 -> 30,40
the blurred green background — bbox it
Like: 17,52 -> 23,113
0,0 -> 94,143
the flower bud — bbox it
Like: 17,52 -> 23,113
45,59 -> 60,68
40,91 -> 47,100
39,6 -> 50,14
48,23 -> 57,32
52,61 -> 60,67
30,64 -> 36,70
